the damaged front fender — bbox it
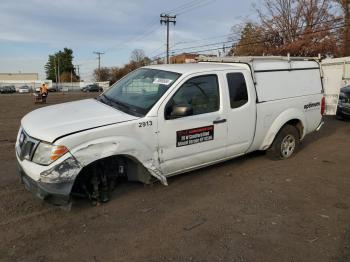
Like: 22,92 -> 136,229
70,137 -> 168,186
40,155 -> 82,184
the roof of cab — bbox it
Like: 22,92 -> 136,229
145,62 -> 249,75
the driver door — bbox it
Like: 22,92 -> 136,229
157,73 -> 228,176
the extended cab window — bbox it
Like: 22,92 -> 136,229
227,73 -> 248,108
166,75 -> 220,119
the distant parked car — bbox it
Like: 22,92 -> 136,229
48,86 -> 58,92
8,86 -> 16,93
337,85 -> 350,119
0,86 -> 16,94
0,87 -> 7,94
82,84 -> 103,92
18,85 -> 31,93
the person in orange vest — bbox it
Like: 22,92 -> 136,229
40,83 -> 48,97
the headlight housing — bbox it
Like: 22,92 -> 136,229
32,142 -> 68,165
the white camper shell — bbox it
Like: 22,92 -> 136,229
15,56 -> 324,205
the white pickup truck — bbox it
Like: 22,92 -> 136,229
16,56 -> 324,205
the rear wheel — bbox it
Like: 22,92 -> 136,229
267,125 -> 300,160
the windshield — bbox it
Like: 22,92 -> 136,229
100,68 -> 181,116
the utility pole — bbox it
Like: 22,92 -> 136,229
57,57 -> 60,86
75,64 -> 81,80
93,51 -> 105,81
54,56 -> 58,88
160,14 -> 176,64
344,0 -> 350,56
70,69 -> 73,89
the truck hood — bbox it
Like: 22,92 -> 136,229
21,99 -> 139,143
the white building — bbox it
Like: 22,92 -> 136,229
0,73 -> 52,90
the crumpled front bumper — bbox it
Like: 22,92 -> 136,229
16,154 -> 82,205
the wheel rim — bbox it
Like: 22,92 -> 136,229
280,134 -> 296,158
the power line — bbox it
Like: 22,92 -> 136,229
152,22 -> 346,60
165,0 -> 216,16
176,0 -> 217,16
153,32 -> 229,56
104,19 -> 160,53
173,33 -> 237,45
153,18 -> 345,57
165,0 -> 202,14
78,0 -> 218,75
147,32 -> 241,58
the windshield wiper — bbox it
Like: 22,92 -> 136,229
98,94 -> 144,116
97,94 -> 126,109
96,94 -> 112,106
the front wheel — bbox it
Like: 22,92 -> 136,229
267,125 -> 300,160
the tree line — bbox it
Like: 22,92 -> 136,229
93,49 -> 151,83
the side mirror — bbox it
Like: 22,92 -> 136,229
168,104 -> 193,119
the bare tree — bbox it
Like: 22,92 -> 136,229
229,23 -> 266,56
231,0 -> 342,56
334,0 -> 350,55
130,49 -> 146,63
93,67 -> 111,82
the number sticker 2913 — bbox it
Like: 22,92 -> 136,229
138,121 -> 153,128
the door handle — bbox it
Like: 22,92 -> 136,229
213,119 -> 227,124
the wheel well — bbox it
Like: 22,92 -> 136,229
284,119 -> 304,139
72,155 -> 152,195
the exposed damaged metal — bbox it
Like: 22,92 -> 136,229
40,156 -> 82,183
74,142 -> 120,167
144,159 -> 168,186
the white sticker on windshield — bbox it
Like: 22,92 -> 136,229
153,78 -> 173,85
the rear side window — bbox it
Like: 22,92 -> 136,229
227,73 -> 248,108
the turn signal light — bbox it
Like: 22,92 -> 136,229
50,145 -> 69,161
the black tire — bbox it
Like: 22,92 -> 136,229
336,114 -> 343,120
267,125 -> 300,160
336,110 -> 344,120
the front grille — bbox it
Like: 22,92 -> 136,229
16,129 -> 39,161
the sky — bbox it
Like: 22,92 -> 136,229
0,0 -> 257,81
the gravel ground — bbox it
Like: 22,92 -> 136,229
0,92 -> 350,262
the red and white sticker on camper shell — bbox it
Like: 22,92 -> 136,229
176,126 -> 214,147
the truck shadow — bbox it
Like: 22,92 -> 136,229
300,116 -> 349,151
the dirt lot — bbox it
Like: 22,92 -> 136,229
0,93 -> 350,262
